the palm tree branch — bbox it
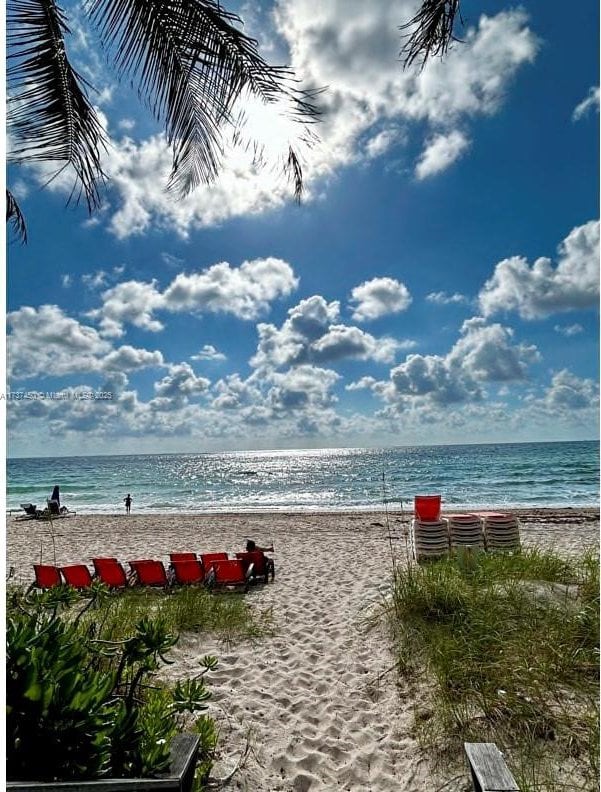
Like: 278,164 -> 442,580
7,0 -> 107,211
400,0 -> 463,70
6,189 -> 28,244
87,0 -> 320,195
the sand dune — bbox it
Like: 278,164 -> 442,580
6,508 -> 599,790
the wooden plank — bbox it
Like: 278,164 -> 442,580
7,733 -> 200,792
464,743 -> 520,792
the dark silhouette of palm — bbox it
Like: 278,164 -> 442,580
6,0 -> 320,242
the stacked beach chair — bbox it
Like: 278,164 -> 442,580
448,513 -> 485,552
483,513 -> 521,550
411,495 -> 449,562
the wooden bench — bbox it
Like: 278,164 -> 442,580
464,742 -> 520,792
7,733 -> 200,792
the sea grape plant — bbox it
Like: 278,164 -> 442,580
6,587 -> 218,782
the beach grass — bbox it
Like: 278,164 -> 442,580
384,547 -> 599,791
67,584 -> 275,645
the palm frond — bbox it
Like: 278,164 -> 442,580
88,0 -> 321,196
6,190 -> 28,244
7,0 -> 107,211
400,0 -> 463,70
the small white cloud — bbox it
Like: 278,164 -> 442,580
426,291 -> 469,305
415,130 -> 470,180
572,86 -> 600,121
118,118 -> 136,131
554,323 -> 584,337
350,277 -> 412,321
192,344 -> 227,361
364,127 -> 404,159
61,274 -> 72,288
82,270 -> 108,289
479,220 -> 600,318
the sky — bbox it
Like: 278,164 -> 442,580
5,0 -> 600,458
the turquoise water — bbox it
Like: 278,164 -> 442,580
7,441 -> 599,514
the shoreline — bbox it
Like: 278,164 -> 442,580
7,508 -> 599,790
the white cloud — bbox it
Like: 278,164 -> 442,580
22,5 -> 537,238
61,274 -> 72,288
90,257 -> 298,336
191,344 -> 227,362
426,291 -> 469,305
572,86 -> 600,121
479,220 -> 600,318
415,130 -> 470,179
7,305 -> 166,380
358,316 -> 540,410
153,363 -> 211,405
349,277 -> 412,321
251,294 -> 404,369
554,323 -> 584,337
541,370 -> 599,411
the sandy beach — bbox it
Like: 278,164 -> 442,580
6,508 -> 599,791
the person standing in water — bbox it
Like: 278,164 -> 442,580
124,493 -> 132,515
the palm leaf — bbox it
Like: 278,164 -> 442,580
7,0 -> 107,211
88,0 -> 320,197
400,0 -> 463,70
6,189 -> 28,244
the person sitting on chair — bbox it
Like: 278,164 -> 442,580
246,539 -> 275,581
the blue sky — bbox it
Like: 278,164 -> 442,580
6,0 -> 599,457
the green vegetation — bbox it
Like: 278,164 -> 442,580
385,547 -> 599,791
6,583 -> 270,786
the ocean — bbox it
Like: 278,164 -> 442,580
6,441 -> 599,514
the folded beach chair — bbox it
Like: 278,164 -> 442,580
412,494 -> 449,562
205,559 -> 251,592
448,513 -> 484,551
92,557 -> 128,588
414,494 -> 442,522
483,513 -> 521,551
60,564 -> 93,589
171,558 -> 205,586
33,564 -> 62,589
129,559 -> 169,588
20,503 -> 37,516
236,550 -> 273,583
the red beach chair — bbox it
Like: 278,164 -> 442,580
169,552 -> 198,563
206,559 -> 251,592
60,564 -> 93,589
33,564 -> 62,589
171,559 -> 205,586
414,494 -> 442,522
200,552 -> 228,570
129,559 -> 169,588
92,557 -> 128,588
236,550 -> 272,583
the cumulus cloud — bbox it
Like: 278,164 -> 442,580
7,305 -> 166,380
153,363 -> 211,406
572,86 -> 600,121
354,316 -> 540,410
90,257 -> 298,337
542,370 -> 599,411
349,277 -> 412,321
415,130 -> 470,179
479,220 -> 600,318
21,5 -> 538,237
251,294 -> 404,369
191,344 -> 227,361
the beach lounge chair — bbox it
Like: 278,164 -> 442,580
200,552 -> 229,569
205,559 -> 252,592
236,550 -> 273,583
447,513 -> 484,551
60,564 -> 93,589
19,503 -> 38,516
414,494 -> 442,522
169,552 -> 198,563
483,513 -> 521,551
92,557 -> 128,588
33,564 -> 62,589
129,559 -> 169,588
171,558 -> 205,586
